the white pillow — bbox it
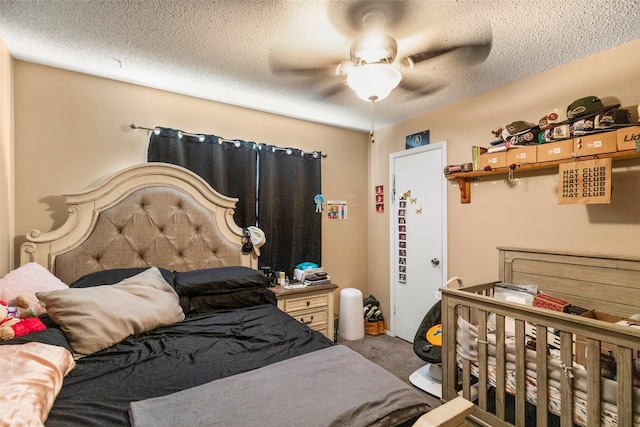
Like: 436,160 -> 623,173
36,267 -> 185,356
0,262 -> 68,315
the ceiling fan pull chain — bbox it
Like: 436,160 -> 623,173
370,100 -> 375,143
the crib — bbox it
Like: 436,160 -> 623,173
441,247 -> 640,427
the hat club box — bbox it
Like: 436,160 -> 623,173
617,125 -> 640,151
506,146 -> 537,164
573,131 -> 617,156
480,151 -> 507,169
537,139 -> 574,162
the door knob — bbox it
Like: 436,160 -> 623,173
431,258 -> 440,266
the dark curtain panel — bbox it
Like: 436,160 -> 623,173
258,146 -> 322,277
148,127 -> 257,227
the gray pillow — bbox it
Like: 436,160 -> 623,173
37,267 -> 184,356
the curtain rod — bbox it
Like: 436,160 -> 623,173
130,123 -> 327,158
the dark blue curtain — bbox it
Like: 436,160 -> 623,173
147,127 -> 321,277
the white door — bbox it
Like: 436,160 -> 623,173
389,142 -> 447,342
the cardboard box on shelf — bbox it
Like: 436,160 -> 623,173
506,146 -> 537,165
617,125 -> 640,151
573,131 -> 617,156
537,139 -> 574,162
480,151 -> 507,169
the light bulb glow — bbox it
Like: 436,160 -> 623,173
346,63 -> 401,102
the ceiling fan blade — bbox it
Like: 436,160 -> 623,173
398,77 -> 448,97
269,62 -> 340,78
318,81 -> 348,98
268,53 -> 349,97
268,52 -> 352,78
401,40 -> 492,67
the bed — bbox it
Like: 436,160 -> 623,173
441,247 -> 640,427
2,163 -> 434,426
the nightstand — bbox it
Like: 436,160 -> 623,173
270,283 -> 338,340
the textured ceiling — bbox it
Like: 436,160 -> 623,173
1,0 -> 639,132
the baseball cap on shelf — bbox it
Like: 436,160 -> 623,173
539,109 -> 565,130
571,118 -> 596,135
505,120 -> 536,136
509,127 -> 541,145
551,124 -> 571,140
594,107 -> 632,129
566,96 -> 620,121
538,129 -> 550,143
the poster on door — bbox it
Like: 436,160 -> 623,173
396,189 -> 424,283
397,198 -> 406,283
397,189 -> 416,283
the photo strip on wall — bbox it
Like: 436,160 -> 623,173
375,185 -> 384,213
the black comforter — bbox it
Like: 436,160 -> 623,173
5,267 -> 334,426
45,304 -> 333,426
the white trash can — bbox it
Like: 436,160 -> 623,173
339,288 -> 364,340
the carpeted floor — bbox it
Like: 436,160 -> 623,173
337,333 -> 442,409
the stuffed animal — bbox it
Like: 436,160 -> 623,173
0,296 -> 46,341
5,295 -> 37,319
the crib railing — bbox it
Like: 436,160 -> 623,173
441,282 -> 640,427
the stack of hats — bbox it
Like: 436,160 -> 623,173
502,120 -> 540,146
538,96 -> 635,143
489,96 -> 637,149
363,294 -> 385,336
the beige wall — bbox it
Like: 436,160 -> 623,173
0,38 -> 14,276
367,39 -> 640,327
12,62 -> 370,303
8,40 -> 640,334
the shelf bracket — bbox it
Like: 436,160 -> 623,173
455,177 -> 471,204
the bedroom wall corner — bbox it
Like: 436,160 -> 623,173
0,37 -> 14,276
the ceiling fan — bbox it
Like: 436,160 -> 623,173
269,1 -> 492,103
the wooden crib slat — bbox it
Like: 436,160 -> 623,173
478,310 -> 489,412
515,320 -> 526,427
496,314 -> 506,421
617,346 -> 633,427
560,331 -> 574,427
460,306 -> 472,401
442,295 -> 458,402
585,338 -> 601,427
536,325 -> 549,427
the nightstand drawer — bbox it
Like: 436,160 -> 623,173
311,324 -> 329,336
283,293 -> 329,312
289,307 -> 328,328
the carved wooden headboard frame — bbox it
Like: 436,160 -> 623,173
20,163 -> 257,284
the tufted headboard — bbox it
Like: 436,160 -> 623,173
20,163 -> 257,284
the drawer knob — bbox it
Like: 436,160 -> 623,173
306,301 -> 311,307
300,316 -> 314,325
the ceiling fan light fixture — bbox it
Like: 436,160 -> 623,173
347,63 -> 401,102
350,33 -> 398,64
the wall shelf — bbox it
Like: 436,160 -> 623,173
445,149 -> 640,204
